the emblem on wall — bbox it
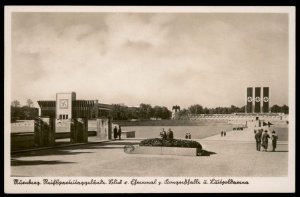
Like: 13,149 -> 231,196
59,99 -> 68,109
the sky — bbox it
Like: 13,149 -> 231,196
10,12 -> 289,109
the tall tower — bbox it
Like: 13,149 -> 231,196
172,105 -> 180,120
56,92 -> 76,120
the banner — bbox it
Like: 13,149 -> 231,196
262,87 -> 269,113
254,87 -> 261,113
246,87 -> 253,113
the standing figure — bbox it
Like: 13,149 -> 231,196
188,133 -> 191,139
118,126 -> 122,140
221,131 -> 224,137
113,126 -> 118,140
271,130 -> 278,152
224,131 -> 226,137
161,129 -> 167,140
185,133 -> 188,139
255,130 -> 262,151
167,128 -> 174,140
261,130 -> 270,152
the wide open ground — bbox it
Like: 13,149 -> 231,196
11,139 -> 288,177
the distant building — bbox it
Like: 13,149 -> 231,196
37,92 -> 112,120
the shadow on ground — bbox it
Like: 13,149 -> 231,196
11,141 -> 140,158
11,158 -> 75,166
200,150 -> 217,156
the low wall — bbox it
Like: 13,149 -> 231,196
124,145 -> 201,156
121,131 -> 136,138
11,131 -> 97,150
113,119 -> 228,126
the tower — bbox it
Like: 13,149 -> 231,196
172,105 -> 180,120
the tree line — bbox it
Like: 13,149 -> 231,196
11,99 -> 39,122
10,98 -> 289,122
178,104 -> 289,119
110,103 -> 171,120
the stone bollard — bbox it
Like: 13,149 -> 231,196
70,118 -> 88,143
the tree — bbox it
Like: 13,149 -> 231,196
153,106 -> 163,119
239,105 -> 246,113
26,99 -> 34,108
11,100 -> 20,107
271,105 -> 281,113
111,104 -> 129,120
160,107 -> 171,119
139,103 -> 152,120
281,105 -> 289,114
188,104 -> 204,114
203,107 -> 209,114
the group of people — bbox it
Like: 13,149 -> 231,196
233,127 -> 244,131
160,128 -> 174,140
113,125 -> 122,140
185,133 -> 192,139
221,131 -> 226,137
254,129 -> 278,152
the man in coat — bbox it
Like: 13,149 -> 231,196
167,128 -> 174,140
113,126 -> 118,140
271,130 -> 278,152
118,126 -> 122,140
261,130 -> 270,152
255,129 -> 262,151
160,128 -> 167,140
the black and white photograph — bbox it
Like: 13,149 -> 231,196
4,6 -> 295,193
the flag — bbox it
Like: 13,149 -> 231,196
262,87 -> 269,113
246,87 -> 253,113
254,87 -> 261,113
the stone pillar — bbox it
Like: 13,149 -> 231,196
34,117 -> 55,147
96,118 -> 109,140
70,118 -> 88,143
48,118 -> 56,146
108,117 -> 112,140
34,117 -> 42,146
70,119 -> 76,143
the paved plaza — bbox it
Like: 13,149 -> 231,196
11,128 -> 288,177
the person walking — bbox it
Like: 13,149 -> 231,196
167,128 -> 174,140
188,133 -> 191,139
221,131 -> 223,137
113,126 -> 118,140
271,130 -> 278,152
261,130 -> 270,152
254,130 -> 262,151
118,126 -> 122,140
224,131 -> 226,137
